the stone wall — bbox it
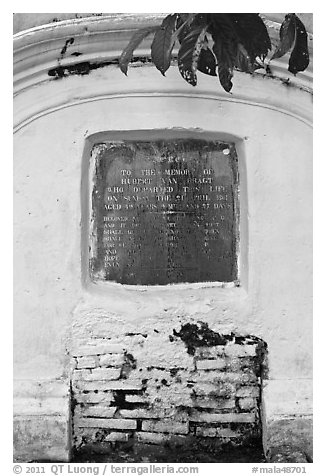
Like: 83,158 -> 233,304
71,320 -> 266,456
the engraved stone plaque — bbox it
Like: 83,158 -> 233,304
89,139 -> 239,285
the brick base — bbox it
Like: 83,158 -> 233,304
71,322 -> 267,458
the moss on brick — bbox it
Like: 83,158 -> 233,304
172,322 -> 227,355
171,322 -> 267,357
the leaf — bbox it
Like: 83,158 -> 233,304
229,13 -> 271,62
119,26 -> 159,75
235,43 -> 255,73
270,13 -> 309,74
217,63 -> 233,92
197,47 -> 217,76
214,41 -> 235,92
178,15 -> 209,86
175,13 -> 197,44
151,14 -> 178,75
209,15 -> 238,92
271,13 -> 296,60
288,15 -> 310,74
179,13 -> 193,23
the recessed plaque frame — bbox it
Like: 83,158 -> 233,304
87,135 -> 240,286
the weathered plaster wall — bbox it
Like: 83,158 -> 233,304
13,17 -> 312,460
14,65 -> 312,374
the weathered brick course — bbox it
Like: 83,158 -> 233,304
86,368 -> 121,381
195,370 -> 257,384
217,428 -> 242,438
135,432 -> 187,445
196,426 -> 241,438
75,418 -> 137,430
76,356 -> 98,369
74,391 -> 114,404
135,431 -> 170,444
195,346 -> 226,359
236,386 -> 260,398
125,395 -> 149,404
99,354 -> 125,367
196,427 -> 217,438
72,369 -> 91,381
74,380 -> 143,392
192,382 -> 236,397
74,406 -> 117,418
238,397 -> 257,410
104,432 -> 131,442
189,411 -> 256,423
224,344 -> 258,358
193,397 -> 236,410
119,409 -> 160,419
142,420 -> 189,435
196,359 -> 226,370
71,344 -> 125,356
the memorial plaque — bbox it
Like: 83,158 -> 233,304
89,139 -> 239,285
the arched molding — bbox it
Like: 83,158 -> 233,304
13,63 -> 313,133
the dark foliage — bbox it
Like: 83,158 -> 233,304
271,13 -> 309,74
119,26 -> 160,75
151,14 -> 178,75
119,13 -> 310,92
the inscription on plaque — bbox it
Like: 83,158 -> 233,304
89,139 -> 239,285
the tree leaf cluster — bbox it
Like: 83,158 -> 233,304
119,13 -> 310,92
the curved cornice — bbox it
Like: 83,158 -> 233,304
13,14 -> 313,96
13,92 -> 313,134
13,61 -> 312,133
